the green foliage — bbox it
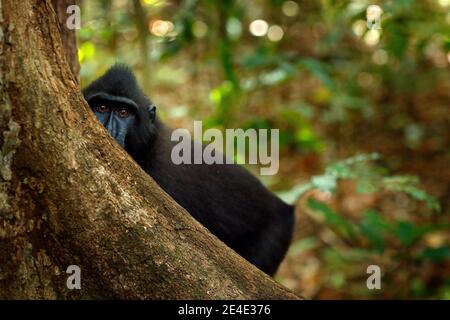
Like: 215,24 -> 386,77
359,209 -> 388,252
290,154 -> 448,298
308,198 -> 357,240
298,58 -> 335,89
290,153 -> 441,213
383,176 -> 441,212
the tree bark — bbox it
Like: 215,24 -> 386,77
0,0 -> 298,299
50,0 -> 80,81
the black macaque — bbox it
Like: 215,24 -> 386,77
83,65 -> 294,276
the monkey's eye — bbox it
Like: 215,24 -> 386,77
118,108 -> 130,118
95,105 -> 109,113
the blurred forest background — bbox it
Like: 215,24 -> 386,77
77,0 -> 450,299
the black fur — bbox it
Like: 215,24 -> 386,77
83,65 -> 295,276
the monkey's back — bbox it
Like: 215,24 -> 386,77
144,122 -> 294,275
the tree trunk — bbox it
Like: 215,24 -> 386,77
50,0 -> 80,81
0,0 -> 298,299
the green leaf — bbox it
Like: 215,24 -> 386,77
276,183 -> 313,204
382,176 -> 441,212
358,210 -> 388,252
392,222 -> 444,246
288,237 -> 319,257
421,246 -> 450,262
307,199 -> 356,239
356,179 -> 379,194
311,175 -> 337,193
259,68 -> 290,86
298,58 -> 335,89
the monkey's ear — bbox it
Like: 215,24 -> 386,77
147,105 -> 156,123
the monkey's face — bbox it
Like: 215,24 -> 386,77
84,91 -> 156,151
92,103 -> 137,147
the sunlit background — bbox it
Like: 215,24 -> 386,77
78,0 -> 450,299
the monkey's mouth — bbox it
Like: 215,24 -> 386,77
112,131 -> 127,148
